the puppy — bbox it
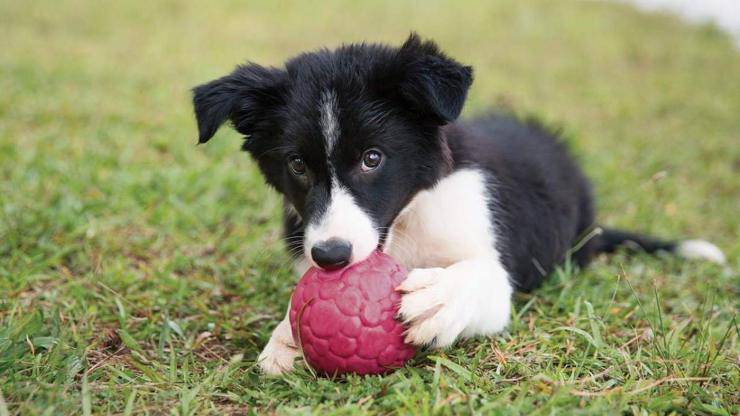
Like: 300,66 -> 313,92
192,34 -> 725,375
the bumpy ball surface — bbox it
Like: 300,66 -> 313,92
289,251 -> 416,375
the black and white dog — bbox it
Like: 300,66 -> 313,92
192,34 -> 725,375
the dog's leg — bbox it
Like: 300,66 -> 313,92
257,258 -> 310,376
397,256 -> 512,348
257,306 -> 300,376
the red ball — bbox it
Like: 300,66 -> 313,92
289,251 -> 416,375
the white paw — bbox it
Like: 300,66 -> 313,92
258,317 -> 300,376
397,267 -> 466,348
258,337 -> 299,376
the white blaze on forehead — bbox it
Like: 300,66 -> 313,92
307,90 -> 378,267
319,89 -> 339,154
304,178 -> 379,267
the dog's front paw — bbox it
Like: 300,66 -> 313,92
258,337 -> 299,376
258,319 -> 300,376
396,267 -> 466,348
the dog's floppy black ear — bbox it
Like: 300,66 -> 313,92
391,34 -> 473,124
192,63 -> 286,143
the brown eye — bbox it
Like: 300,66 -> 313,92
288,156 -> 306,176
361,149 -> 382,172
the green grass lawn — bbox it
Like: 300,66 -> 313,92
1,0 -> 738,414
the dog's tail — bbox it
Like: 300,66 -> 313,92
582,227 -> 726,264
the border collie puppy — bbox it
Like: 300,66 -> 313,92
192,34 -> 725,375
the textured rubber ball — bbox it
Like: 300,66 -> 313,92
289,251 -> 416,375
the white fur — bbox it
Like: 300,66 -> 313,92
397,259 -> 512,347
259,169 -> 513,374
257,307 -> 299,376
308,89 -> 380,267
303,180 -> 379,268
387,169 -> 513,347
292,257 -> 311,277
676,239 -> 726,264
319,90 -> 339,153
386,169 -> 502,268
259,262 -> 309,376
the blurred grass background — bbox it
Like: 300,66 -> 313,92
0,0 -> 738,414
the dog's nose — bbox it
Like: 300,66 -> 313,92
311,239 -> 352,270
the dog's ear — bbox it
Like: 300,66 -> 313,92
192,64 -> 287,143
383,34 -> 473,124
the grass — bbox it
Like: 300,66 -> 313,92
0,0 -> 738,414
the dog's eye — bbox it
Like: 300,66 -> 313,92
361,149 -> 383,172
288,156 -> 306,176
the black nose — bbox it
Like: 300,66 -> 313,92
311,239 -> 352,270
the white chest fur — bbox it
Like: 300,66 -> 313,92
385,168 -> 500,269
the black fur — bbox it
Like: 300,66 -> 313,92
193,34 -> 467,237
193,34 -> 678,292
442,115 -> 595,291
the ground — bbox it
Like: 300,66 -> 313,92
1,0 -> 738,414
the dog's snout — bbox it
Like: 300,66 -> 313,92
311,239 -> 352,270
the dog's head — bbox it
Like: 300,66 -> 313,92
193,34 -> 472,269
